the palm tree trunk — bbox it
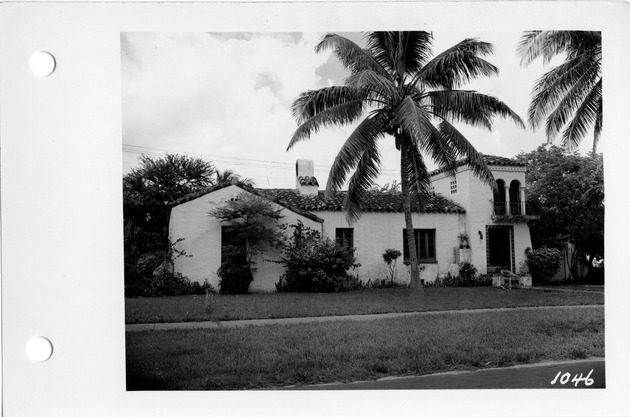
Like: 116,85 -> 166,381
400,144 -> 424,296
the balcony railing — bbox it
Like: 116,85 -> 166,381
493,201 -> 534,216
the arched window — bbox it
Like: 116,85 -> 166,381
509,180 -> 521,215
493,179 -> 506,215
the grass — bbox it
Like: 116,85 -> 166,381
126,307 -> 604,390
125,286 -> 605,324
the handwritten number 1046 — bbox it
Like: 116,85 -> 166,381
550,369 -> 594,387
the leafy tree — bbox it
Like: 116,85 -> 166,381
518,31 -> 602,152
209,192 -> 285,293
123,153 -> 215,291
515,145 -> 604,279
287,31 -> 524,293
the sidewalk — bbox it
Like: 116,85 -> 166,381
126,303 -> 604,332
277,358 -> 606,390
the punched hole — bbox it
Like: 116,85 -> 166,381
29,51 -> 56,77
26,336 -> 53,362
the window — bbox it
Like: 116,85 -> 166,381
429,185 -> 435,195
450,179 -> 457,194
221,226 -> 246,264
335,228 -> 354,248
403,229 -> 436,263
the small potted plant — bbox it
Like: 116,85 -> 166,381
458,233 -> 470,249
457,233 -> 472,264
518,259 -> 532,287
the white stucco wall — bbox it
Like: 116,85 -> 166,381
317,210 -> 466,284
170,162 -> 535,292
169,185 -> 322,292
431,165 -> 533,274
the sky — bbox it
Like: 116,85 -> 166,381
121,31 -> 600,189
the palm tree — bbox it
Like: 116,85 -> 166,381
216,169 -> 256,187
517,31 -> 602,152
288,32 -> 524,293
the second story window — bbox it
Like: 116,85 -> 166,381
335,228 -> 354,248
450,179 -> 457,194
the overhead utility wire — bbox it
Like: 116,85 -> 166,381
122,143 -> 402,176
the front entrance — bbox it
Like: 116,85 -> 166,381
486,225 -> 514,273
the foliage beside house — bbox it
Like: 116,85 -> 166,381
515,145 -> 604,281
123,154 -> 216,297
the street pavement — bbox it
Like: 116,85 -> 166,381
279,358 -> 605,390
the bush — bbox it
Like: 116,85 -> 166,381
475,274 -> 493,287
217,262 -> 254,294
459,262 -> 477,287
277,222 -> 360,293
526,247 -> 562,284
190,280 -> 216,295
125,272 -> 213,297
433,269 -> 491,288
124,238 -> 206,297
382,248 -> 402,284
360,278 -> 409,289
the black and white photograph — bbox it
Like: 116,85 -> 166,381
4,2 -> 630,415
122,30 -> 605,391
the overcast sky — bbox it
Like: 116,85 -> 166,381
121,31 -> 599,189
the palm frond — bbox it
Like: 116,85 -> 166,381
415,38 -> 498,89
518,30 -> 601,66
427,90 -> 525,130
394,96 -> 439,140
288,99 -> 364,150
401,137 -> 433,200
438,121 -> 495,188
544,74 -> 600,139
561,79 -> 602,150
345,70 -> 399,103
291,86 -> 363,125
399,31 -> 434,74
367,31 -> 434,77
344,139 -> 382,224
593,96 -> 602,153
365,32 -> 399,75
316,33 -> 388,77
528,55 -> 600,129
326,112 -> 388,193
394,97 -> 457,175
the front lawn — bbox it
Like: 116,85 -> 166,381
126,307 -> 604,390
125,286 -> 604,324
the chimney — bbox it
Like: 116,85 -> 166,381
296,159 -> 319,196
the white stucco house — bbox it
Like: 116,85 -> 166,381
169,156 -> 538,291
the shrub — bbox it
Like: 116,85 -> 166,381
526,247 -> 562,284
441,273 -> 461,287
124,239 -> 206,297
433,269 -> 490,288
361,278 -> 409,289
475,274 -> 493,287
191,280 -> 216,295
277,222 -> 360,292
459,262 -> 478,287
382,248 -> 402,284
217,262 -> 254,294
126,272 -> 213,298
